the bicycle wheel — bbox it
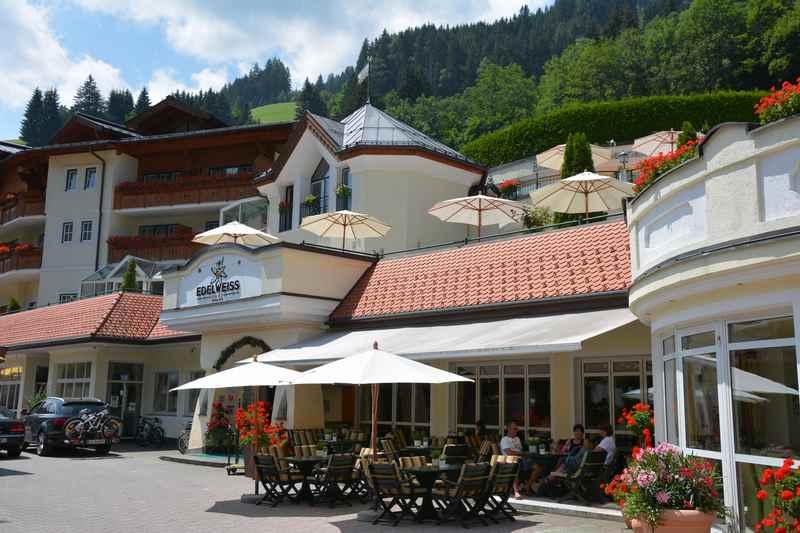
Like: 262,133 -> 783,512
64,418 -> 82,441
102,418 -> 122,440
177,431 -> 190,454
149,427 -> 165,448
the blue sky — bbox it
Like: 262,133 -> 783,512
1,0 -> 552,141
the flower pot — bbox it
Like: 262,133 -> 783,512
631,510 -> 716,533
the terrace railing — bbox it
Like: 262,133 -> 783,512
113,174 -> 258,209
0,247 -> 43,274
0,191 -> 45,225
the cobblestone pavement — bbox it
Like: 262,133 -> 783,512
0,446 -> 627,533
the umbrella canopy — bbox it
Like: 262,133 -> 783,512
291,343 -> 472,452
192,221 -> 281,247
529,171 -> 634,219
428,194 -> 525,238
171,362 -> 300,391
299,210 -> 391,249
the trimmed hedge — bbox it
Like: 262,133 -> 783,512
461,91 -> 765,167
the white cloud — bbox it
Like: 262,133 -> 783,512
147,67 -> 228,102
72,0 -> 551,88
0,0 -> 127,111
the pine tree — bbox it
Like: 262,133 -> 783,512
295,78 -> 328,118
134,87 -> 151,115
121,261 -> 137,291
41,89 -> 64,144
20,88 -> 44,146
571,132 -> 595,173
72,75 -> 105,116
106,89 -> 134,123
560,133 -> 576,178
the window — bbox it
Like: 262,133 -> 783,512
456,366 -> 476,427
208,164 -> 253,177
664,359 -> 679,444
142,171 -> 180,183
683,352 -> 721,451
221,198 -> 269,231
138,224 -> 177,238
65,169 -> 77,191
279,185 -> 293,232
80,220 -> 93,242
0,366 -> 22,411
479,365 -> 500,427
59,293 -> 78,304
337,168 -> 352,211
528,364 -> 551,430
154,371 -> 179,413
148,281 -> 164,295
61,221 -> 73,243
204,220 -> 218,231
56,362 -> 91,399
84,167 -> 96,189
34,366 -> 49,395
359,382 -> 432,437
184,370 -> 205,416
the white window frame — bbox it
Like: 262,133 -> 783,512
183,370 -> 205,416
153,370 -> 179,414
359,382 -> 432,434
65,169 -> 77,191
80,220 -> 93,242
61,221 -> 73,243
56,362 -> 92,399
0,365 -> 23,412
84,167 -> 97,190
58,293 -> 77,304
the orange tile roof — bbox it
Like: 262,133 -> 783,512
0,292 -> 195,350
332,220 -> 631,320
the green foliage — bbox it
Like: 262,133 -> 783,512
134,87 -> 151,115
462,91 -> 764,167
561,132 -> 594,178
250,102 -> 297,124
295,78 -> 328,119
8,298 -> 21,312
41,89 -> 64,144
72,75 -> 105,116
522,207 -> 553,229
20,88 -> 43,146
121,261 -> 137,291
677,121 -> 697,147
106,89 -> 134,124
27,389 -> 47,409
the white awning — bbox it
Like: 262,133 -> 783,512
248,307 -> 639,366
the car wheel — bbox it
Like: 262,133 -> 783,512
36,432 -> 51,457
95,444 -> 111,455
5,445 -> 22,458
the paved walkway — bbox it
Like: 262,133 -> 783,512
0,446 -> 627,533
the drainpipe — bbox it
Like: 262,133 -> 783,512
89,149 -> 106,272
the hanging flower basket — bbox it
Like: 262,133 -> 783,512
335,185 -> 352,199
278,200 -> 291,213
302,194 -> 318,207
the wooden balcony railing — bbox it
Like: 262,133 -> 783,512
0,191 -> 45,225
107,237 -> 203,263
0,248 -> 43,274
113,175 -> 258,210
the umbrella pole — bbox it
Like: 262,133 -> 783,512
252,354 -> 259,495
342,222 -> 347,250
584,191 -> 589,224
477,209 -> 481,239
371,383 -> 378,461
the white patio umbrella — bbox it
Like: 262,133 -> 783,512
428,194 -> 525,238
192,221 -> 280,247
299,210 -> 391,250
530,171 -> 634,220
291,342 -> 473,454
171,362 -> 300,391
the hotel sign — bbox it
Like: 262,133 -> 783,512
180,255 -> 262,307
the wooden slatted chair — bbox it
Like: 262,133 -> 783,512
311,453 -> 357,508
483,461 -> 520,522
433,463 -> 492,528
253,454 -> 304,507
381,438 -> 400,463
441,443 -> 471,466
369,462 -> 426,526
552,450 -> 607,504
477,440 -> 499,463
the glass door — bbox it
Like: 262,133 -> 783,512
107,363 -> 144,438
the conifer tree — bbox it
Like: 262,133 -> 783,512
560,133 -> 576,178
106,89 -> 134,123
20,88 -> 44,146
571,132 -> 595,174
295,78 -> 328,118
72,75 -> 105,116
41,88 -> 64,144
134,87 -> 151,115
121,261 -> 137,291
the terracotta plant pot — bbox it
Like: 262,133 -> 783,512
631,510 -> 716,533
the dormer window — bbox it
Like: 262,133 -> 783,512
304,159 -> 329,219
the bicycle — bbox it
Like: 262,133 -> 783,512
63,408 -> 120,453
177,421 -> 192,455
135,416 -> 165,448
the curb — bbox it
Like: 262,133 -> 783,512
159,455 -> 227,468
511,498 -> 624,523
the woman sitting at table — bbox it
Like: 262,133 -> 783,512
560,424 -> 585,456
535,437 -> 595,497
525,424 -> 586,494
499,420 -> 531,499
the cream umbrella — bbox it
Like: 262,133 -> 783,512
192,221 -> 280,247
529,171 -> 634,221
299,210 -> 391,250
171,362 -> 300,391
291,342 -> 473,455
428,194 -> 525,238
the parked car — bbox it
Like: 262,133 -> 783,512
23,398 -> 115,456
0,407 -> 25,458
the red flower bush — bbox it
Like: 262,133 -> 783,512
633,139 -> 699,194
755,78 -> 800,125
754,459 -> 800,533
14,243 -> 32,252
497,178 -> 520,192
235,401 -> 287,451
618,403 -> 655,448
0,244 -> 10,255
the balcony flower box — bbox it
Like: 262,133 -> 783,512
114,174 -> 257,209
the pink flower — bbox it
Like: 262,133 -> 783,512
656,491 -> 671,504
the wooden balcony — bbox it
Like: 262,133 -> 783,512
0,191 -> 45,225
113,175 -> 258,210
107,237 -> 203,263
0,247 -> 43,274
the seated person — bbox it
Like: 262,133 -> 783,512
524,425 -> 584,494
560,424 -> 585,456
595,424 -> 616,465
499,420 -> 531,499
547,436 -> 593,480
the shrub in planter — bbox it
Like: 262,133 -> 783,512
633,139 -> 699,195
234,400 -> 287,453
204,401 -> 231,454
753,458 -> 800,532
755,78 -> 800,125
605,443 -> 726,532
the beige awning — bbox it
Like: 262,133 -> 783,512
247,307 -> 639,366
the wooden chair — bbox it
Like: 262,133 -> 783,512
441,443 -> 470,466
552,450 -> 607,504
381,438 -> 400,463
433,463 -> 492,528
369,462 -> 426,526
253,454 -> 304,507
490,454 -> 519,466
350,447 -> 378,501
477,441 -> 499,463
312,453 -> 357,508
483,461 -> 519,522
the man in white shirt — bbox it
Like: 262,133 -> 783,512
500,420 -> 528,498
595,424 -> 616,465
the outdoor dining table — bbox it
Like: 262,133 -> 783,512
284,455 -> 325,504
318,439 -> 359,454
402,464 -> 461,522
399,446 -> 442,458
